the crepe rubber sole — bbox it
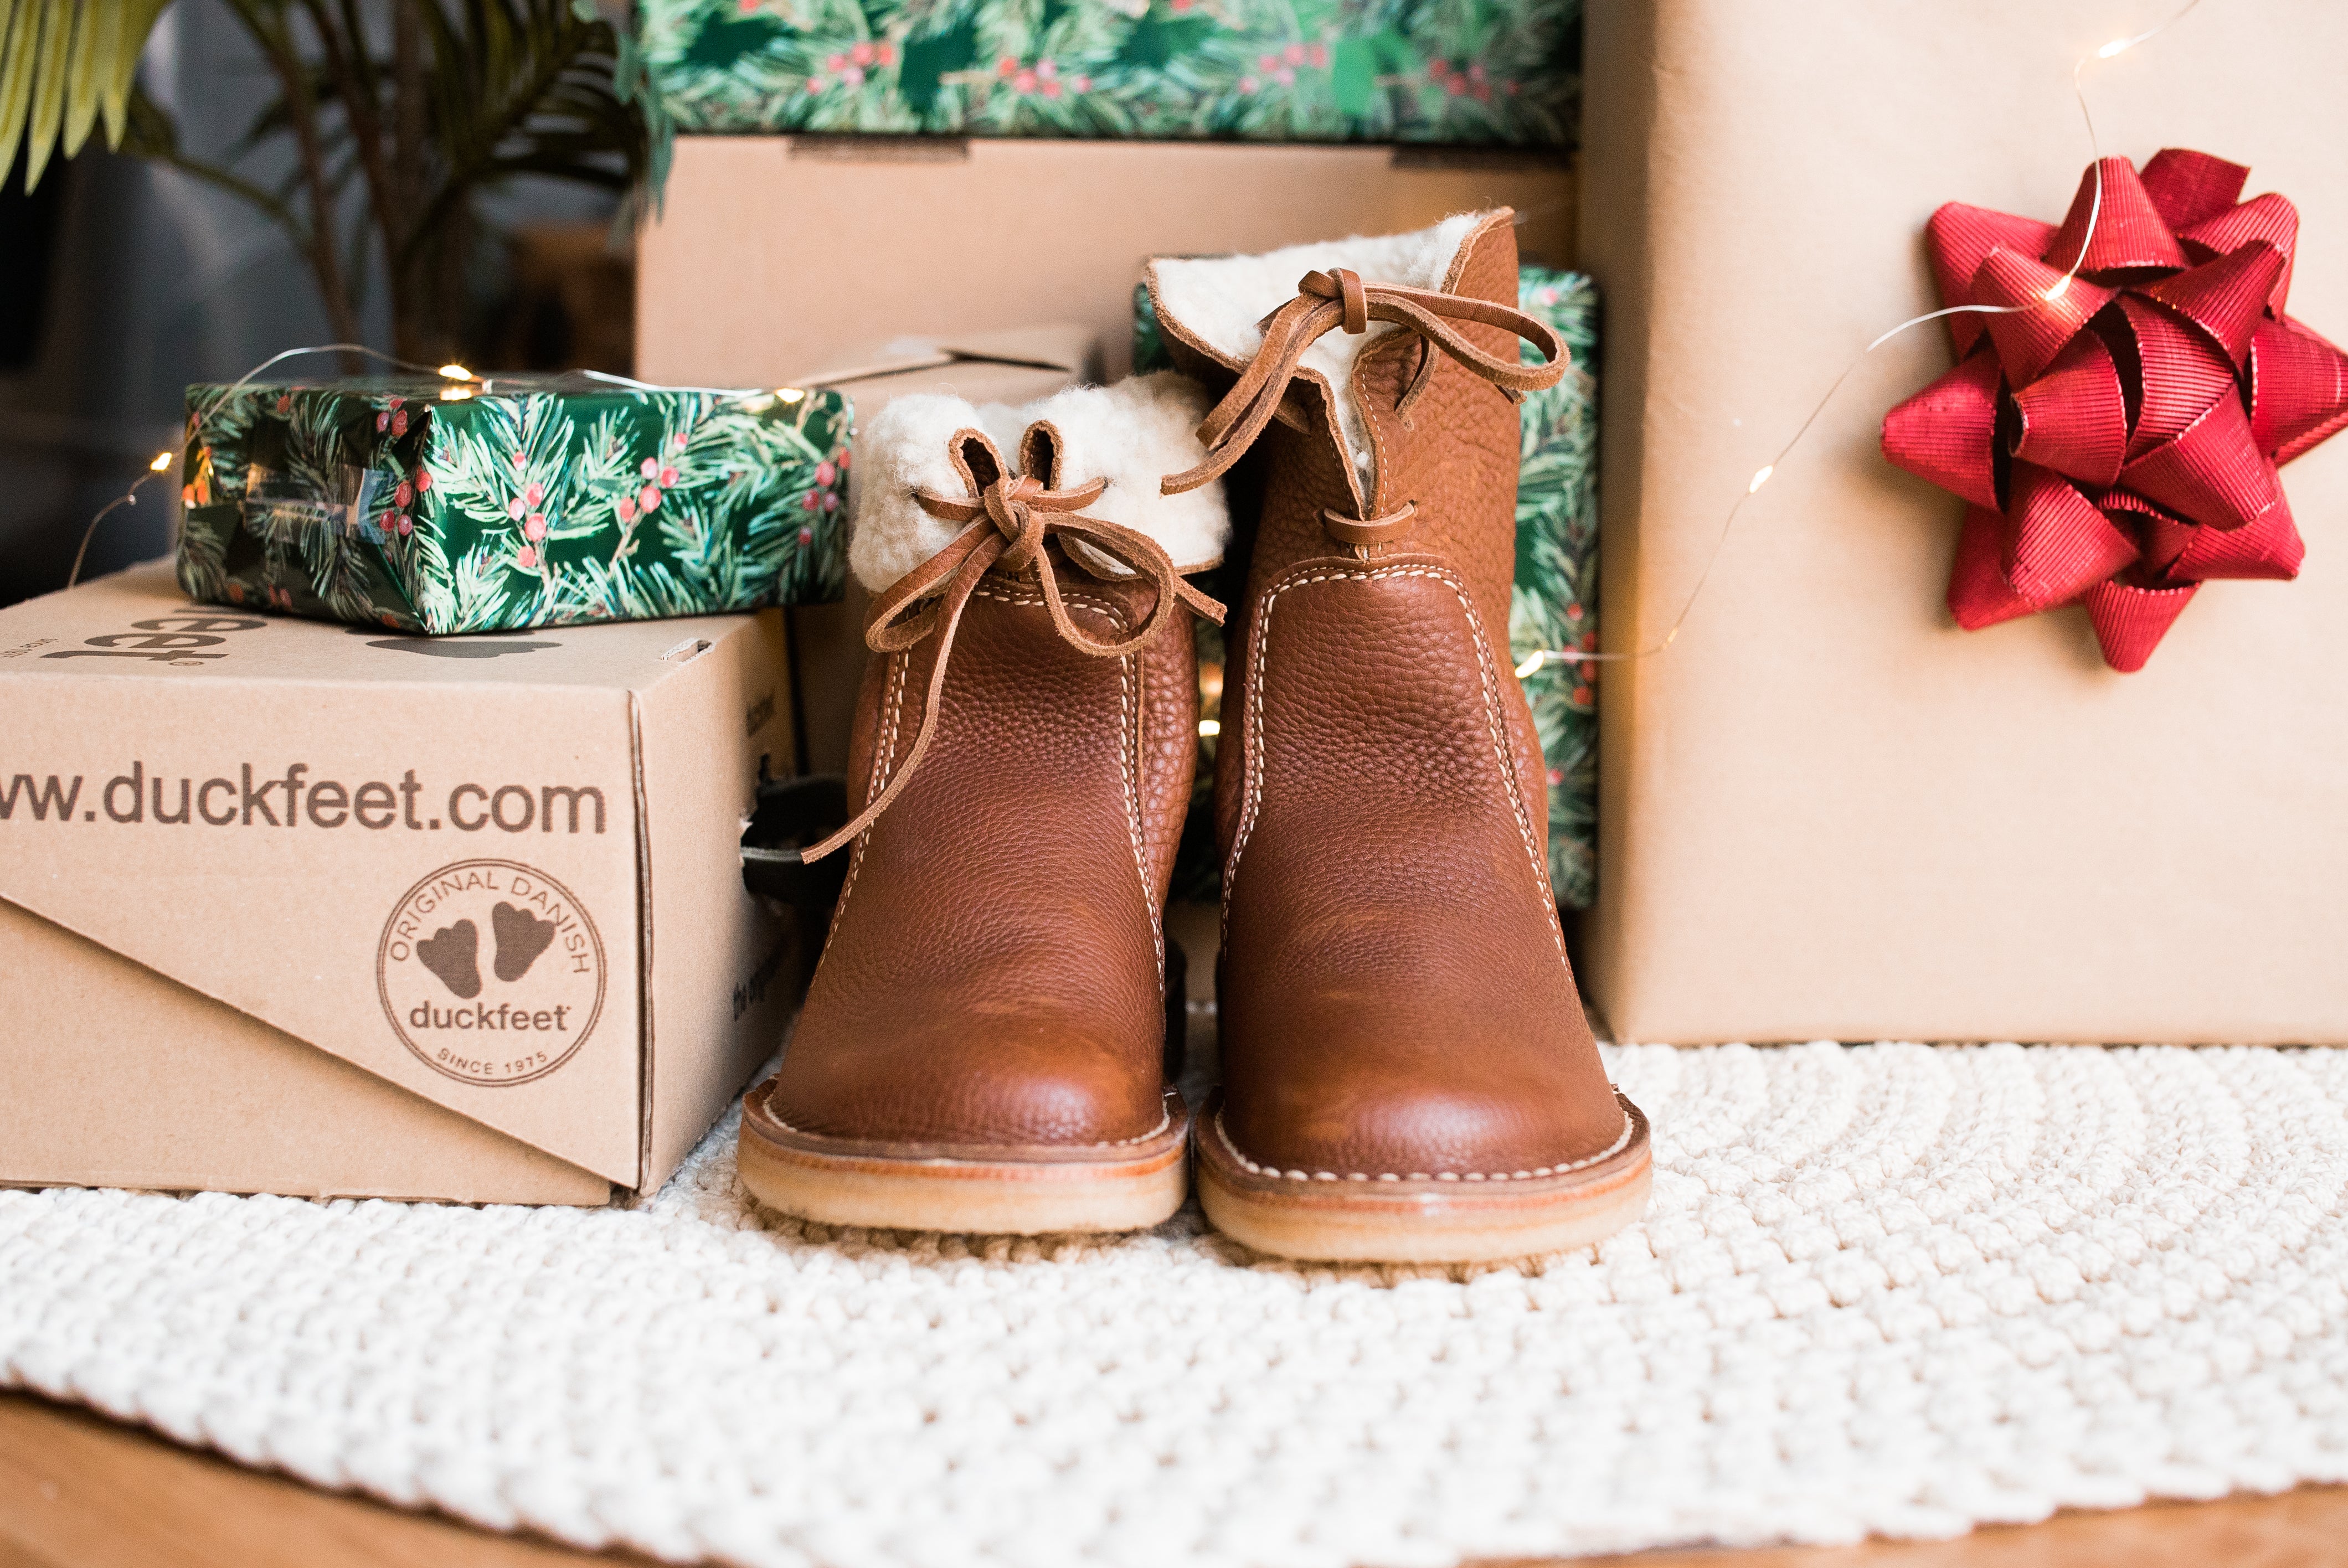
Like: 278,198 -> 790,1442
1194,1092 -> 1652,1263
738,1085 -> 1191,1235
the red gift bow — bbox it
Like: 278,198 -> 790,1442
1882,148 -> 2348,671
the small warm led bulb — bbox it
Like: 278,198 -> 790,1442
149,451 -> 173,472
438,363 -> 474,380
2041,277 -> 2072,302
1197,719 -> 1221,737
776,388 -> 806,403
2097,37 -> 2131,58
1748,464 -> 1775,494
1513,650 -> 1547,679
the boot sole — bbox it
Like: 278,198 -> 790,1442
738,1085 -> 1191,1235
1194,1092 -> 1652,1264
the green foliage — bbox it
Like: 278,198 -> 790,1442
0,0 -> 169,187
65,0 -> 673,359
644,0 -> 1579,144
1510,266 -> 1600,908
176,377 -> 850,633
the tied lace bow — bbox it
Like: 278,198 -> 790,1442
798,425 -> 1223,863
1160,265 -> 1571,546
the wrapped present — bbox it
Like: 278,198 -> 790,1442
637,138 -> 1576,391
176,376 -> 851,633
1510,267 -> 1602,909
1135,264 -> 1601,905
1579,0 -> 2348,1043
643,0 -> 1580,146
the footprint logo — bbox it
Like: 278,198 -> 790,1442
491,900 -> 557,982
416,920 -> 482,999
381,860 -> 606,1088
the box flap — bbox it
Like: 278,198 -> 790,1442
792,323 -> 1095,388
0,900 -> 611,1205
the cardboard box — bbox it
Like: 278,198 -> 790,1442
794,324 -> 1099,412
637,137 -> 1575,388
1578,0 -> 2348,1043
782,325 -> 1099,776
1,563 -> 802,1203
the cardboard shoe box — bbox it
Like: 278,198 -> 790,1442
1,563 -> 801,1204
637,137 -> 1577,387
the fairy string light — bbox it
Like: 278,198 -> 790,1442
60,345 -> 839,592
64,344 -> 479,588
1512,0 -> 2211,679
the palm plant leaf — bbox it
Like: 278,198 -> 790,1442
21,0 -> 71,182
0,0 -> 44,182
19,0 -> 667,355
404,0 -> 651,256
1,0 -> 171,184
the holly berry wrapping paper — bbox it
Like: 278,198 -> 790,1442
1508,266 -> 1600,910
174,377 -> 851,633
647,0 -> 1580,146
1135,264 -> 1600,906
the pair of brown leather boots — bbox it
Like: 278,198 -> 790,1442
739,211 -> 1651,1263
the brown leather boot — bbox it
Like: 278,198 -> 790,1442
737,375 -> 1226,1234
1146,212 -> 1651,1262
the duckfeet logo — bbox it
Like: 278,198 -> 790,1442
378,859 -> 605,1086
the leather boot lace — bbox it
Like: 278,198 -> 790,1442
799,426 -> 1224,863
1158,266 -> 1570,545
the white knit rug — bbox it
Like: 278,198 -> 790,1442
6,1041 -> 2347,1567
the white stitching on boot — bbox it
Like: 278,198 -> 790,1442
1225,563 -> 1564,966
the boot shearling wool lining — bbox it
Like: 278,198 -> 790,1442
1150,213 -> 1485,487
849,372 -> 1229,593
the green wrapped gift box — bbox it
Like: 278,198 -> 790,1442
175,376 -> 851,633
646,0 -> 1580,146
1136,264 -> 1600,907
1508,266 -> 1600,910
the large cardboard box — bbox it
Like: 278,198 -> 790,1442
1,564 -> 800,1203
637,137 -> 1576,388
1578,0 -> 2348,1043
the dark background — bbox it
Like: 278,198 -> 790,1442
0,0 -> 628,610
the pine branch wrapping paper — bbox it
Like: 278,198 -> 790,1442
645,0 -> 1580,146
1512,266 -> 1600,909
176,378 -> 852,633
1135,265 -> 1601,906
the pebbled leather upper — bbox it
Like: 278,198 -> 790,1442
1156,210 -> 1627,1179
1214,559 -> 1623,1177
770,569 -> 1193,1148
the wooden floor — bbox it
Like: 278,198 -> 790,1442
3,1392 -> 2343,1568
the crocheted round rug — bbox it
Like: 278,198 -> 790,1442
6,1041 -> 2346,1567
